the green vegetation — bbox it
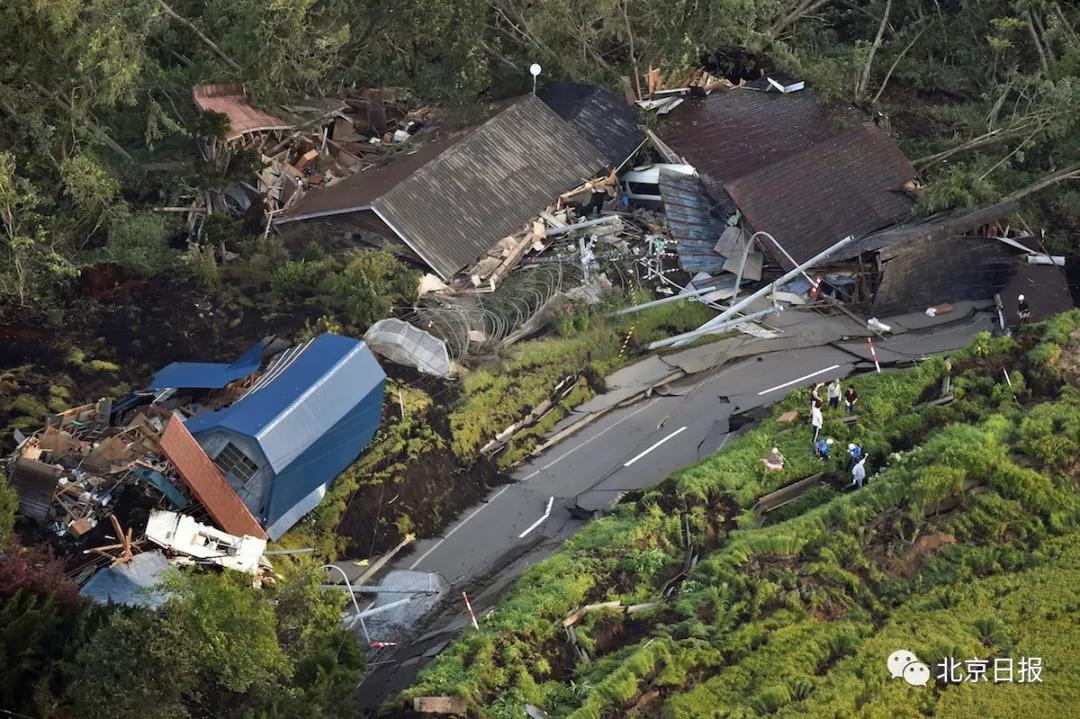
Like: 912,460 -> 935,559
0,551 -> 364,719
396,311 -> 1080,717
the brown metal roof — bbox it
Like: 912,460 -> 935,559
724,124 -> 917,271
192,84 -> 293,141
159,417 -> 267,539
660,88 -> 834,199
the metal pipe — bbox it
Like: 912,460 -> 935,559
646,306 -> 781,350
319,584 -> 439,595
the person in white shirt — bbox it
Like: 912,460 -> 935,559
827,379 -> 842,410
852,458 -> 867,488
811,403 -> 824,441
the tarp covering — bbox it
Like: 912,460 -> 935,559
80,551 -> 171,608
147,338 -> 268,391
365,319 -> 452,377
185,334 -> 386,540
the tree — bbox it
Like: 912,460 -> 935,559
0,152 -> 78,308
0,471 -> 14,549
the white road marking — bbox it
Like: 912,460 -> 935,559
757,364 -> 842,396
408,485 -> 510,569
520,397 -> 662,481
623,426 -> 688,467
518,496 -> 555,538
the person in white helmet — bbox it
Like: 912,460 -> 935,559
1017,294 -> 1031,325
762,446 -> 786,471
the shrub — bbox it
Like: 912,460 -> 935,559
105,211 -> 177,275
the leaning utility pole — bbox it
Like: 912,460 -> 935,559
646,235 -> 856,350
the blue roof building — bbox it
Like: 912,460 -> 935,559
182,333 -> 386,539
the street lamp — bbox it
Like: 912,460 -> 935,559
530,63 -> 542,95
322,563 -> 371,645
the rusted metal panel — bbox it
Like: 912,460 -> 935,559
159,417 -> 267,539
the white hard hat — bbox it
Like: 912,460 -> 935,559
772,447 -> 779,453
1018,294 -> 1025,301
826,438 -> 834,445
848,443 -> 856,450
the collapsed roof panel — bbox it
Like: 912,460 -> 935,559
79,551 -> 171,608
539,82 -> 643,166
660,87 -> 834,199
724,124 -> 916,271
657,167 -> 730,275
159,417 -> 267,539
872,236 -> 1019,315
192,84 -> 293,141
146,338 -> 269,391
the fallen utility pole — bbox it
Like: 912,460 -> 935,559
649,234 -> 857,350
646,306 -> 781,350
605,284 -> 726,317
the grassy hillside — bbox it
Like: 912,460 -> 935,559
391,310 -> 1080,718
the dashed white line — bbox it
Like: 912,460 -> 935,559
518,496 -> 555,538
757,364 -> 842,396
520,397 -> 662,481
623,425 -> 687,467
408,485 -> 510,569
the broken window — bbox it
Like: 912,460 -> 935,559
214,442 -> 259,485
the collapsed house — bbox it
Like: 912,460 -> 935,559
651,81 -> 1073,314
273,87 -> 643,281
7,333 -> 386,598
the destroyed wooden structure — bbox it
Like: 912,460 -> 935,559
6,333 -> 387,597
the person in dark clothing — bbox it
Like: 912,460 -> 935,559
814,437 -> 833,460
1018,294 -> 1031,326
845,387 -> 859,414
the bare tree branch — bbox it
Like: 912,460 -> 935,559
872,25 -> 924,104
158,0 -> 242,73
856,0 -> 893,102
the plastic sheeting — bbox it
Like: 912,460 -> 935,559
364,319 -> 452,377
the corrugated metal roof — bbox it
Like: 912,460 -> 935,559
372,96 -> 609,278
146,338 -> 267,391
184,334 -> 386,538
278,96 -> 611,279
159,417 -> 267,539
724,124 -> 916,271
657,168 -> 729,274
842,199 -> 1020,259
275,132 -> 471,224
660,87 -> 834,199
539,82 -> 643,165
192,84 -> 293,141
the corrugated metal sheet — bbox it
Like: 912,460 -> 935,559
842,199 -> 1020,259
192,84 -> 293,141
184,333 -> 386,539
159,417 -> 266,539
539,82 -> 643,165
724,124 -> 916,271
10,458 -> 59,522
146,338 -> 267,391
373,96 -> 609,279
660,88 -> 834,200
657,168 -> 729,274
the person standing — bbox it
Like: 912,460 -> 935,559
827,378 -> 842,410
811,403 -> 824,441
845,386 -> 859,414
848,442 -> 864,468
811,383 -> 824,408
1017,294 -> 1031,327
852,457 -> 867,488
